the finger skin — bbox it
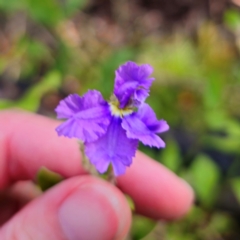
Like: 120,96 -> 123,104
0,181 -> 41,225
0,176 -> 131,240
118,151 -> 194,220
0,110 -> 85,188
0,110 -> 194,219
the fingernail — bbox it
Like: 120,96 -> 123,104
58,183 -> 122,240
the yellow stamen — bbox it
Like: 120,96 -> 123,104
109,102 -> 133,117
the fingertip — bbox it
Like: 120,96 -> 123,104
0,176 -> 131,240
170,178 -> 194,220
58,177 -> 131,240
117,151 -> 194,220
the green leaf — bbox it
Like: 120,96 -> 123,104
224,9 -> 240,30
205,110 -> 228,130
208,212 -> 234,233
0,0 -> 27,12
230,178 -> 240,204
0,99 -> 14,110
26,0 -> 63,26
190,154 -> 220,208
204,135 -> 240,154
225,119 -> 240,138
158,139 -> 181,172
63,0 -> 87,16
36,167 -> 63,191
125,195 -> 135,211
16,71 -> 61,111
138,36 -> 202,81
203,72 -> 223,108
131,215 -> 156,240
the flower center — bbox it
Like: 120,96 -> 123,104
109,102 -> 134,117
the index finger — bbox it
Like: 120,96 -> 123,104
0,110 -> 194,220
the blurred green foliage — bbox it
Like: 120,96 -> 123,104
1,1 -> 240,239
37,166 -> 63,191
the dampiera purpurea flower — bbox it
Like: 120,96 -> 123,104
55,61 -> 169,176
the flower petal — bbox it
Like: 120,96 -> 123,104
85,117 -> 138,176
114,61 -> 155,108
111,160 -> 128,176
55,90 -> 111,142
137,103 -> 169,133
55,94 -> 83,119
122,103 -> 169,148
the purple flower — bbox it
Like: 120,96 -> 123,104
114,61 -> 155,108
55,90 -> 111,142
55,61 -> 169,176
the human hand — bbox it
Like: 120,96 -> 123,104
0,110 -> 194,240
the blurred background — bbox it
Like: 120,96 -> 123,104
1,0 -> 240,239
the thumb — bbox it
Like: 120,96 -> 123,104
0,176 -> 131,240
